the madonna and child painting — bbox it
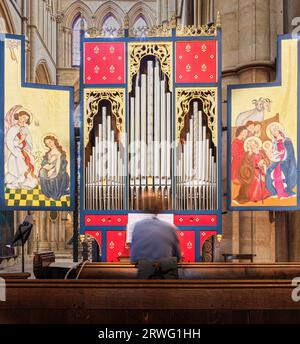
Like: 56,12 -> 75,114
4,105 -> 70,205
231,97 -> 297,207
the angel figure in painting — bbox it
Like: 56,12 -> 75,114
39,135 -> 70,200
5,105 -> 38,189
265,122 -> 297,199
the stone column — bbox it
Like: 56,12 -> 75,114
182,0 -> 194,26
29,0 -> 38,82
161,0 -> 169,23
213,0 -> 276,262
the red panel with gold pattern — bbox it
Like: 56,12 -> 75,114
175,41 -> 217,83
200,230 -> 217,251
106,230 -> 127,262
84,42 -> 125,84
174,214 -> 217,226
84,214 -> 128,226
85,230 -> 102,248
177,230 -> 195,262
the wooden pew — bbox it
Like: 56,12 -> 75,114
0,273 -> 31,279
0,278 -> 300,324
69,262 -> 300,280
33,252 -> 300,280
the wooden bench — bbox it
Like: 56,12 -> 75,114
0,272 -> 31,279
1,278 -> 300,324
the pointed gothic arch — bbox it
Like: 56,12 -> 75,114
35,60 -> 52,85
94,1 -> 124,29
63,0 -> 93,29
127,1 -> 155,29
0,0 -> 15,33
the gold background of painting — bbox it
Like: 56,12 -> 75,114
4,39 -> 71,177
231,38 -> 298,207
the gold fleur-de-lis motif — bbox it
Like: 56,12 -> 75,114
185,64 -> 192,72
109,45 -> 115,54
109,241 -> 115,249
94,46 -> 100,54
187,241 -> 193,249
109,65 -> 115,73
185,43 -> 191,52
94,65 -> 100,73
201,44 -> 207,52
201,64 -> 207,72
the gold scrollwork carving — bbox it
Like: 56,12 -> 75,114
128,42 -> 172,93
85,27 -> 125,38
176,88 -> 218,146
176,24 -> 217,37
84,89 -> 125,147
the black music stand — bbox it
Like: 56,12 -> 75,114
6,215 -> 33,273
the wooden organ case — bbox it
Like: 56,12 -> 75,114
80,18 -> 222,262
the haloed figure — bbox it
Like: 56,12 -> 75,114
39,135 -> 70,200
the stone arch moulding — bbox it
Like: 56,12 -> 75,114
0,0 -> 15,33
63,0 -> 93,29
127,1 -> 156,29
35,60 -> 52,85
94,1 -> 124,28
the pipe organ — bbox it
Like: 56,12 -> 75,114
81,20 -> 222,262
129,59 -> 172,210
175,101 -> 217,210
85,105 -> 126,210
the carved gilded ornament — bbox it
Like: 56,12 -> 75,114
85,89 -> 125,147
176,88 -> 217,146
86,27 -> 125,38
128,42 -> 172,93
176,24 -> 217,37
129,23 -> 172,38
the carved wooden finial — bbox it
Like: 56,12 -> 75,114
216,11 -> 221,28
124,12 -> 129,29
170,12 -> 177,28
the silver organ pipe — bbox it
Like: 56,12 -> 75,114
129,59 -> 172,210
85,106 -> 125,210
175,101 -> 217,210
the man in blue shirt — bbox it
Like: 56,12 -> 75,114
130,192 -> 181,278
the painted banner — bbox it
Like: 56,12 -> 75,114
228,35 -> 299,210
0,35 -> 74,210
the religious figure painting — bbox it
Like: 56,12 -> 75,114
228,36 -> 299,210
231,113 -> 297,207
0,35 -> 74,210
